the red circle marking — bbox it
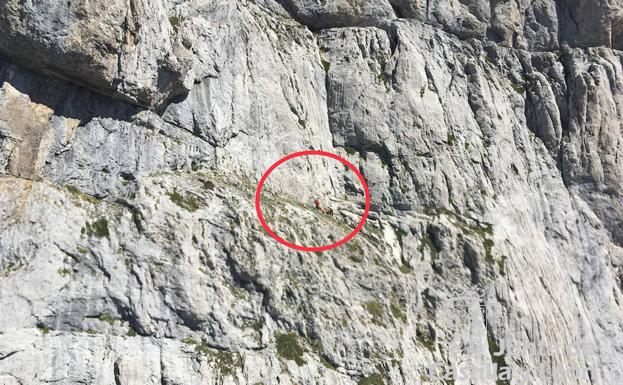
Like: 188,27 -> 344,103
255,150 -> 370,252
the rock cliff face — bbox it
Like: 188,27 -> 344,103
1,1 -> 623,384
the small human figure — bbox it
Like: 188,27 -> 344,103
314,199 -> 334,216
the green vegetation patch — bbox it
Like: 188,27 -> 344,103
202,180 -> 215,190
498,255 -> 507,276
346,240 -> 364,262
195,344 -> 241,376
447,133 -> 457,145
169,15 -> 184,33
484,238 -> 495,264
358,372 -> 385,385
182,336 -> 198,345
250,318 -> 264,333
167,189 -> 200,212
416,326 -> 435,352
417,234 -> 440,256
98,313 -> 120,325
319,355 -> 336,370
377,73 -> 391,89
85,218 -> 110,239
3,262 -> 21,277
349,254 -> 363,263
275,332 -> 306,366
466,222 -> 494,237
364,300 -> 385,326
390,299 -> 407,323
65,185 -> 99,204
511,83 -> 525,94
321,59 -> 331,72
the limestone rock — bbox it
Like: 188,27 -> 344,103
0,0 -> 193,108
0,1 -> 623,384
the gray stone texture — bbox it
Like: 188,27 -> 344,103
1,0 -> 623,384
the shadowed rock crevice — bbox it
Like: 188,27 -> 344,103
0,59 -> 140,125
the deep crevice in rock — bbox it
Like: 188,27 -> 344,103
0,58 -> 140,126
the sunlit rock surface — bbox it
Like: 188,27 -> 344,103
1,1 -> 623,384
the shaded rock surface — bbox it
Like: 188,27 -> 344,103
1,0 -> 623,384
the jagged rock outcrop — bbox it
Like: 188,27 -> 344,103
0,0 -> 192,108
275,0 -> 623,50
1,1 -> 623,385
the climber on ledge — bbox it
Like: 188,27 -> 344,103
314,199 -> 334,216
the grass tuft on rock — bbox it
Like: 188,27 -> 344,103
275,332 -> 306,366
169,15 -> 184,33
321,59 -> 331,72
447,133 -> 457,145
364,300 -> 385,326
98,314 -> 119,325
390,299 -> 407,323
66,185 -> 99,204
194,343 -> 241,376
358,373 -> 385,385
167,189 -> 200,212
182,336 -> 198,345
85,218 -> 110,238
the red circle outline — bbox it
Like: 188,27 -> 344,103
255,150 -> 370,252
